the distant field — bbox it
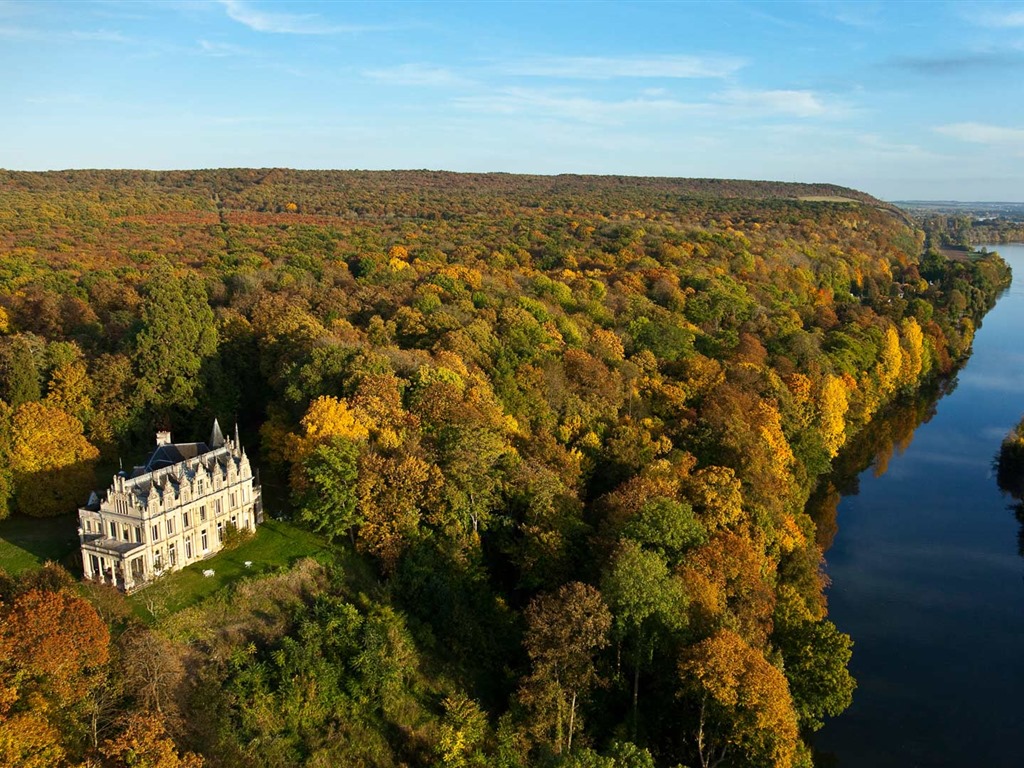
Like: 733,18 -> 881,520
127,518 -> 332,618
0,514 -> 80,575
797,195 -> 862,203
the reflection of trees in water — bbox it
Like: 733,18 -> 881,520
806,382 -> 949,552
994,415 -> 1024,557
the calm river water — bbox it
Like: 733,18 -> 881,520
814,244 -> 1024,767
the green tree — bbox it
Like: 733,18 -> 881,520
601,540 -> 687,733
132,264 -> 217,415
0,335 -> 41,407
293,436 -> 361,543
772,586 -> 855,731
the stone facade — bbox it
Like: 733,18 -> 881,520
78,421 -> 262,592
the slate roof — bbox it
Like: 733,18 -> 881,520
133,441 -> 211,476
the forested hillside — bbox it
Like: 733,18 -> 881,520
0,170 -> 1010,768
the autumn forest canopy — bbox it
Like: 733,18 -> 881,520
0,169 -> 1011,768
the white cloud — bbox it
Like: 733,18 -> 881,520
503,54 -> 745,80
198,39 -> 251,57
219,0 -> 369,35
935,122 -> 1024,145
454,87 -> 700,125
364,63 -> 469,87
713,89 -> 831,118
0,25 -> 129,42
25,93 -> 87,105
972,9 -> 1024,27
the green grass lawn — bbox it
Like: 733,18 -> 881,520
0,514 -> 81,576
128,518 -> 333,618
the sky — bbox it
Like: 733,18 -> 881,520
5,1 -> 1024,201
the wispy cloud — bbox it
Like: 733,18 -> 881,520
817,1 -> 883,29
713,88 -> 833,118
198,38 -> 251,57
936,122 -> 1024,145
972,8 -> 1024,27
0,25 -> 129,43
25,93 -> 88,106
454,87 -> 700,125
219,0 -> 371,35
503,54 -> 745,80
888,51 -> 1021,75
364,63 -> 470,87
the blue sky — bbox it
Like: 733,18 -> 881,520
5,1 -> 1024,200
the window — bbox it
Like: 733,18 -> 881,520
230,492 -> 237,508
215,499 -> 222,515
201,529 -> 208,551
185,537 -> 193,560
166,518 -> 175,536
123,525 -> 130,541
200,505 -> 206,522
152,524 -> 159,541
134,526 -> 142,543
169,543 -> 177,567
109,521 -> 117,539
198,479 -> 204,494
154,549 -> 163,570
183,511 -> 190,528
217,521 -> 224,543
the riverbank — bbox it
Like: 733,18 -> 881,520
813,244 -> 1024,767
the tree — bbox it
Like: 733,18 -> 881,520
0,586 -> 111,765
46,359 -> 93,428
601,540 -> 687,733
679,629 -> 800,768
1,587 -> 110,703
817,374 -> 849,458
0,335 -> 41,407
518,582 -> 612,756
9,401 -> 99,517
293,436 -> 361,542
357,452 -> 442,571
437,693 -> 489,768
132,264 -> 217,415
100,711 -> 204,768
621,497 -> 707,566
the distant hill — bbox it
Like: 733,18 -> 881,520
0,167 -> 889,205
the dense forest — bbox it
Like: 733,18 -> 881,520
0,169 -> 1010,768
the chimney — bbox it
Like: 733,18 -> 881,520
156,430 -> 172,446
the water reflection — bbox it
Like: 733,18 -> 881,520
806,384 -> 946,552
811,244 -> 1024,768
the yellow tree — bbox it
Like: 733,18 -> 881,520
298,395 -> 370,448
683,466 -> 744,533
9,401 -> 99,517
46,360 -> 93,428
100,711 -> 204,768
817,374 -> 849,459
679,629 -> 800,768
900,316 -> 927,386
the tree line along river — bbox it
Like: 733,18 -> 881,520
813,244 -> 1024,767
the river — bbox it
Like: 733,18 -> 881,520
813,244 -> 1024,767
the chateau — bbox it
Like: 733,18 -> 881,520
78,421 -> 262,592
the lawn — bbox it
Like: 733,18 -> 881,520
128,518 -> 333,618
0,514 -> 81,576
